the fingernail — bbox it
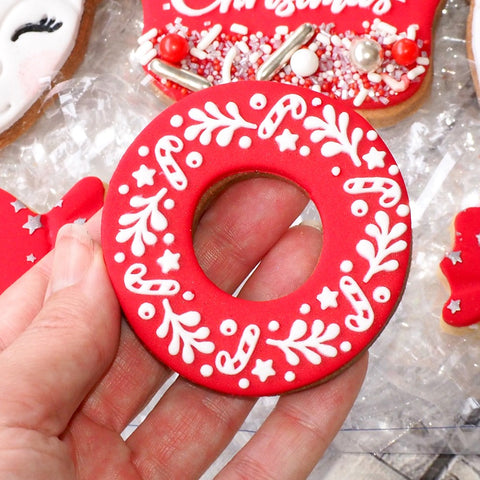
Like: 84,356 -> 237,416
47,223 -> 94,297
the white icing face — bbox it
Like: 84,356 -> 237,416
0,0 -> 84,133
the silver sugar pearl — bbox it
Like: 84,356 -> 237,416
349,38 -> 383,72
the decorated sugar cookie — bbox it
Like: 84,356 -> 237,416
135,0 -> 443,127
102,82 -> 412,396
440,207 -> 480,329
0,177 -> 104,293
0,0 -> 99,148
468,0 -> 480,102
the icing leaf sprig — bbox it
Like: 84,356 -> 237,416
357,210 -> 408,283
303,104 -> 364,166
266,319 -> 340,366
185,101 -> 257,147
116,187 -> 168,257
157,299 -> 215,364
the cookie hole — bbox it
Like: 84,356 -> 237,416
192,174 -> 322,302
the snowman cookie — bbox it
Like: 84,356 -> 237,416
0,0 -> 99,149
0,177 -> 105,293
440,207 -> 480,332
135,0 -> 444,127
101,81 -> 412,396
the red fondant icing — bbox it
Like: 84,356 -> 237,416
0,177 -> 105,293
101,82 -> 411,396
137,0 -> 441,110
440,207 -> 480,328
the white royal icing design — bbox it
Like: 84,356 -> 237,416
0,0 -> 84,134
304,105 -> 364,166
267,319 -> 340,366
357,210 -> 408,283
339,275 -> 374,332
124,263 -> 180,296
216,324 -> 261,375
343,177 -> 402,208
116,188 -> 169,257
157,299 -> 215,364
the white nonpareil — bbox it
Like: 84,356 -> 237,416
0,0 -> 84,134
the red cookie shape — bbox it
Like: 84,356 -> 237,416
440,207 -> 480,328
0,177 -> 105,293
136,0 -> 442,125
101,81 -> 412,396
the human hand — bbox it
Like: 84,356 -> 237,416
0,177 -> 367,479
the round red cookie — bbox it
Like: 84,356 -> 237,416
101,81 -> 411,396
136,0 -> 443,126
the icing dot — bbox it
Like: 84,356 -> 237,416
250,93 -> 267,110
268,320 -> 280,332
299,146 -> 311,157
138,146 -> 150,157
164,199 -> 175,210
388,165 -> 400,175
239,378 -> 250,389
285,371 -> 296,382
239,136 -> 252,149
170,114 -> 184,127
290,48 -> 319,77
299,303 -> 311,315
331,166 -> 341,176
312,98 -> 322,107
138,302 -> 156,320
351,200 -> 369,217
373,286 -> 391,303
340,341 -> 352,352
163,233 -> 175,245
340,260 -> 353,273
220,319 -> 238,336
114,252 -> 126,263
183,291 -> 195,301
118,184 -> 129,195
186,151 -> 203,168
200,364 -> 214,377
397,204 -> 410,217
366,130 -> 378,141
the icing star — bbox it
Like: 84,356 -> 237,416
362,147 -> 386,170
251,359 -> 276,382
11,200 -> 26,213
157,249 -> 180,274
132,164 -> 157,187
447,299 -> 461,314
22,215 -> 43,235
446,251 -> 462,265
316,286 -> 339,310
275,129 -> 299,152
26,254 -> 36,263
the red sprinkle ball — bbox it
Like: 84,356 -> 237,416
159,33 -> 189,64
391,38 -> 420,66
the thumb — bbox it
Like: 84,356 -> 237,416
0,223 -> 121,437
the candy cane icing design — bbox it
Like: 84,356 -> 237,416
102,82 -> 412,396
0,177 -> 104,294
0,0 -> 84,136
440,207 -> 480,328
137,0 -> 441,117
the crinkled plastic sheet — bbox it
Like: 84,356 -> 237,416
2,0 -> 480,473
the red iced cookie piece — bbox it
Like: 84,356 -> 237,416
440,207 -> 480,328
101,81 -> 411,396
135,0 -> 442,126
0,177 -> 105,293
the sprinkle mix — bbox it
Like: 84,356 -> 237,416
135,18 -> 430,107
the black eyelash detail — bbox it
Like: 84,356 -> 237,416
11,16 -> 63,42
